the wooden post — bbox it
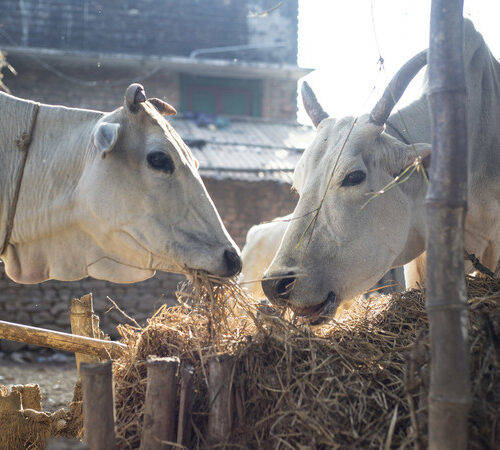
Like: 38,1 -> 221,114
426,1 -> 471,449
70,294 -> 100,374
81,361 -> 117,450
177,363 -> 194,447
11,384 -> 42,410
207,355 -> 234,446
140,356 -> 179,450
234,383 -> 246,428
0,389 -> 21,413
0,320 -> 125,359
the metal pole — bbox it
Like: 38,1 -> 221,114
426,1 -> 471,449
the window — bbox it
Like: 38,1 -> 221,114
180,75 -> 261,117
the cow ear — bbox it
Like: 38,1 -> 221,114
93,122 -> 121,158
393,143 -> 431,177
148,98 -> 177,116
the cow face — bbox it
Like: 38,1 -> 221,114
261,50 -> 429,323
262,114 -> 430,323
73,84 -> 242,282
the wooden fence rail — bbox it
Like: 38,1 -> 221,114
0,319 -> 125,359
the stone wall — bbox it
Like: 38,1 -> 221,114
0,177 -> 297,349
204,178 -> 297,248
0,269 -> 184,350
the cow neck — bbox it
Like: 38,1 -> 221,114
385,120 -> 410,145
0,101 -> 40,256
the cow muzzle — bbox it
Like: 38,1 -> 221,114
262,272 -> 338,325
222,248 -> 242,278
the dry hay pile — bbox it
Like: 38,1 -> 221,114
113,274 -> 500,449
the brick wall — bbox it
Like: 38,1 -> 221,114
0,177 -> 297,349
3,59 -> 181,113
203,178 -> 298,248
4,59 -> 297,121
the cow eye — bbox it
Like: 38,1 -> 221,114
147,151 -> 174,173
341,170 -> 366,187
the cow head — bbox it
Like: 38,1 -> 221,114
262,51 -> 429,324
5,83 -> 241,283
81,83 -> 242,282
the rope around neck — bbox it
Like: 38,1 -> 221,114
0,102 -> 40,256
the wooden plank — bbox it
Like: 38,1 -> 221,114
0,320 -> 125,359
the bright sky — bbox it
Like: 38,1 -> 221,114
297,0 -> 500,124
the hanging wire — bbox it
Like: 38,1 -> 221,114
369,0 -> 429,182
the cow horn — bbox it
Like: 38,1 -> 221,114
370,49 -> 428,126
125,83 -> 147,113
302,81 -> 329,128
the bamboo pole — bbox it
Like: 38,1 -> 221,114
207,354 -> 234,446
177,363 -> 194,447
70,294 -> 101,374
139,356 -> 179,450
81,361 -> 117,450
0,320 -> 125,359
426,1 -> 471,448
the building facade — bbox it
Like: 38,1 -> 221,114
1,0 -> 306,119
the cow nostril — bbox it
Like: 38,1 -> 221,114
276,276 -> 296,300
223,249 -> 242,277
262,272 -> 296,303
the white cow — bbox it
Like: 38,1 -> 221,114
262,19 -> 500,324
0,83 -> 241,284
240,215 -> 292,299
241,215 -> 404,300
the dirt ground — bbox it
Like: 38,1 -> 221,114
0,356 -> 78,412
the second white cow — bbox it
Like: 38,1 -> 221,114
240,215 -> 292,299
262,20 -> 500,324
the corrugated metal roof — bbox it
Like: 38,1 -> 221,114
170,117 -> 315,183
